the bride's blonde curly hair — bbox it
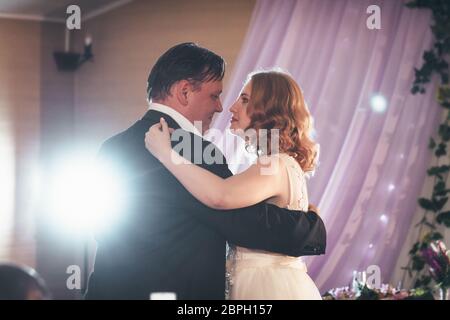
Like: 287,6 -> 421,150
245,69 -> 319,173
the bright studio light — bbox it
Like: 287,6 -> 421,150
370,94 -> 387,113
48,156 -> 124,234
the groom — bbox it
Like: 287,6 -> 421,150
85,43 -> 326,300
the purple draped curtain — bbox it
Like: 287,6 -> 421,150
210,0 -> 441,292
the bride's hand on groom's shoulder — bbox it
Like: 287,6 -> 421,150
308,203 -> 320,215
145,117 -> 174,162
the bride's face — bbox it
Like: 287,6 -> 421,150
229,82 -> 252,132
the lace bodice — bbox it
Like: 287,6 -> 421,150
278,153 -> 309,211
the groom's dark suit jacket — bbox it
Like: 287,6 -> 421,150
85,110 -> 326,300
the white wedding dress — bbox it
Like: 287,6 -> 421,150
226,153 -> 322,300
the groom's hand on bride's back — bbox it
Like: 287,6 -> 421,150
308,204 -> 320,215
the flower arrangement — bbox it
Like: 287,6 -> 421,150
324,241 -> 450,300
420,240 -> 450,299
323,284 -> 433,300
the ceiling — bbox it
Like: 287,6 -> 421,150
0,0 -> 133,22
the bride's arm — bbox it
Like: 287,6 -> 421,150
145,118 -> 283,210
163,150 -> 282,210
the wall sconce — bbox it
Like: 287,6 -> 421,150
53,30 -> 93,72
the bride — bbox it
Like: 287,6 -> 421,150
145,70 -> 322,300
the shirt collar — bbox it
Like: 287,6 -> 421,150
148,102 -> 202,137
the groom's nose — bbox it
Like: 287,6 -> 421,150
215,100 -> 223,113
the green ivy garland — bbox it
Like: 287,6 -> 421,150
401,0 -> 450,290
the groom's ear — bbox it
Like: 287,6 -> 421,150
175,80 -> 190,106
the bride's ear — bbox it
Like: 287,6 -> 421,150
175,80 -> 191,106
